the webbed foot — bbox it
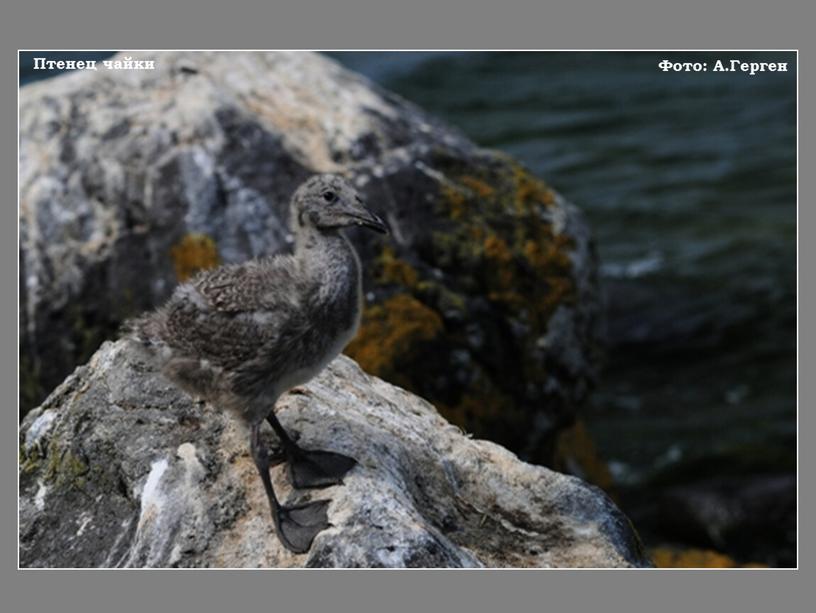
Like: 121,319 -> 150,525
265,414 -> 357,489
252,422 -> 331,554
287,448 -> 357,489
274,499 -> 332,554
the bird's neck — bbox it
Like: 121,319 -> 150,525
295,226 -> 361,297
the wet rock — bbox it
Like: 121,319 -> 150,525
19,340 -> 647,568
622,469 -> 796,567
652,474 -> 795,567
20,51 -> 601,461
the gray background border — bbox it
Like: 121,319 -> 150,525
2,1 -> 809,612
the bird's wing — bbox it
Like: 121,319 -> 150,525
161,256 -> 311,372
191,255 -> 302,313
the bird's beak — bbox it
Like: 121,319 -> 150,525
351,209 -> 389,234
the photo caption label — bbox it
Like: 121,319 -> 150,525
658,59 -> 788,75
32,56 -> 155,71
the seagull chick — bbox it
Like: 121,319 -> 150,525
125,174 -> 388,553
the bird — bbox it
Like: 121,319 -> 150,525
124,174 -> 388,553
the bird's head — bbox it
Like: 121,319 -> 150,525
291,174 -> 388,235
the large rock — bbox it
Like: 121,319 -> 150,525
19,51 -> 601,460
19,340 -> 647,568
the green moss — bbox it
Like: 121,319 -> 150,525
44,441 -> 89,490
19,445 -> 42,475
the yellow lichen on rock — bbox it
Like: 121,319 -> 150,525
459,175 -> 496,199
376,246 -> 419,289
435,167 -> 575,321
483,234 -> 513,265
170,234 -> 220,281
350,159 -> 581,460
441,183 -> 468,220
511,162 -> 556,212
553,419 -> 615,492
441,375 -> 517,435
651,547 -> 768,568
345,293 -> 443,387
342,155 -> 588,465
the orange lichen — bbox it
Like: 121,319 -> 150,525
376,246 -> 419,288
483,234 -> 513,265
441,183 -> 468,220
523,235 -> 575,270
419,162 -> 580,454
441,175 -> 497,221
345,293 -> 443,386
512,163 -> 556,212
170,234 -> 220,281
442,380 -> 517,435
351,155 -> 583,465
651,547 -> 768,568
553,420 -> 615,492
459,175 -> 496,199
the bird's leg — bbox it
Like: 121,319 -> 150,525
266,412 -> 357,490
250,423 -> 331,553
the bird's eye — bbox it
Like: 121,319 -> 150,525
322,191 -> 336,203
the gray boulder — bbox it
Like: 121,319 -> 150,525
19,340 -> 647,568
19,51 -> 601,461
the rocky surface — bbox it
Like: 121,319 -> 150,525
20,51 -> 601,460
19,340 -> 647,568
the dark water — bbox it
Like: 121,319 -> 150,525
332,52 -> 797,562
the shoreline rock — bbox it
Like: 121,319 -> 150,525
19,340 -> 648,568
